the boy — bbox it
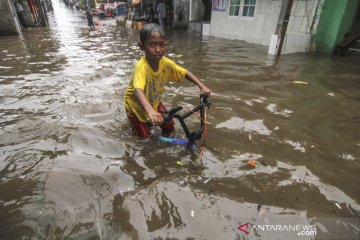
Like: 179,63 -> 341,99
124,23 -> 211,139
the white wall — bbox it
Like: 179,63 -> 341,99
283,0 -> 318,54
210,0 -> 319,54
210,0 -> 281,46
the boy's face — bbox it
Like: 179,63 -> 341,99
139,32 -> 166,64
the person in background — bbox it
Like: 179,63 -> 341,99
113,1 -> 118,16
99,1 -> 105,11
156,0 -> 166,28
14,0 -> 27,29
145,4 -> 154,23
202,0 -> 212,21
69,0 -> 74,10
166,0 -> 174,29
124,23 -> 211,139
85,8 -> 95,29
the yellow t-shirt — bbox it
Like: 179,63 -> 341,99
124,56 -> 187,122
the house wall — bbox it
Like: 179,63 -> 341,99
23,0 -> 36,27
314,0 -> 360,53
282,0 -> 318,54
210,0 -> 319,54
210,0 -> 282,45
0,0 -> 21,36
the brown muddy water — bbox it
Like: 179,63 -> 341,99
1,2 -> 360,240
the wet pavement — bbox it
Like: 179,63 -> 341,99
0,1 -> 359,239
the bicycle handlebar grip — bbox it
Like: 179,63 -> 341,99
200,93 -> 208,103
146,112 -> 172,127
146,120 -> 153,127
163,113 -> 172,122
200,93 -> 208,99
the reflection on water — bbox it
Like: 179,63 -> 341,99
0,1 -> 359,239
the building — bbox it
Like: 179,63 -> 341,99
193,0 -> 360,55
0,0 -> 52,36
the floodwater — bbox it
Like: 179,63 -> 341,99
1,2 -> 359,240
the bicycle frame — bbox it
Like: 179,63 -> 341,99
149,94 -> 210,150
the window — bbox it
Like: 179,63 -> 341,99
228,0 -> 256,19
229,0 -> 241,17
242,0 -> 256,17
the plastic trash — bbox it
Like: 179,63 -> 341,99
293,81 -> 309,85
168,53 -> 183,58
110,160 -> 121,166
176,161 -> 184,166
203,178 -> 212,184
260,160 -> 268,166
248,159 -> 256,168
349,205 -> 360,217
215,107 -> 233,111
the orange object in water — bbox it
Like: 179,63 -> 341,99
248,159 -> 256,168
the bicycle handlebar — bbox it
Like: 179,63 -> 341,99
146,94 -> 209,127
146,94 -> 210,149
146,106 -> 182,128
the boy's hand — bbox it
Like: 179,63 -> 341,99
148,110 -> 164,126
133,89 -> 164,126
200,86 -> 211,96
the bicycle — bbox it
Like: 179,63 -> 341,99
147,94 -> 211,151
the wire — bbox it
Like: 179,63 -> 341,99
197,101 -> 208,161
304,0 -> 311,34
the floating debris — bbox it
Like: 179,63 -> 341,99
215,107 -> 233,111
293,81 -> 309,85
260,160 -> 268,166
168,53 -> 183,58
97,222 -> 103,240
248,160 -> 256,168
109,160 -> 122,166
176,161 -> 184,166
203,178 -> 212,184
349,205 -> 360,217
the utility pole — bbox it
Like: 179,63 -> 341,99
276,0 -> 294,57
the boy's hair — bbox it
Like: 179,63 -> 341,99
140,23 -> 166,44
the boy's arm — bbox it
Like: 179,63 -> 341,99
134,88 -> 164,125
185,71 -> 211,95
